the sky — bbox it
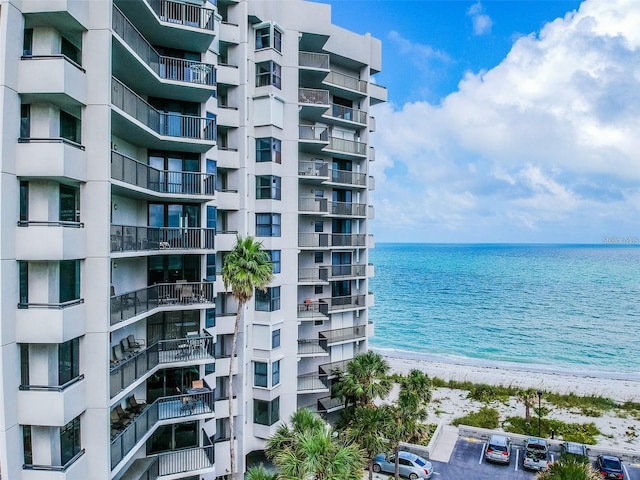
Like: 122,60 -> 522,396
314,0 -> 640,244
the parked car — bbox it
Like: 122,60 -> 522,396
561,441 -> 589,462
596,454 -> 625,479
372,451 -> 433,479
484,434 -> 512,464
522,437 -> 549,471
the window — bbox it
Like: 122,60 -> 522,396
254,362 -> 268,387
255,25 -> 282,53
256,61 -> 281,88
23,28 -> 33,56
59,184 -> 80,223
20,104 -> 30,138
60,415 -> 81,465
314,252 -> 323,264
314,285 -> 323,294
274,29 -> 282,52
272,359 -> 280,386
205,308 -> 216,328
271,329 -> 280,348
314,221 -> 323,233
20,344 -> 29,386
206,254 -> 216,281
267,250 -> 280,274
255,286 -> 281,312
59,337 -> 80,385
23,425 -> 33,465
256,137 -> 281,163
256,175 -> 281,200
59,260 -> 80,303
19,261 -> 28,305
61,36 -> 81,65
20,181 -> 28,222
256,213 -> 281,237
254,397 -> 279,426
60,110 -> 81,144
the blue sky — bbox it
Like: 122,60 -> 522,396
314,0 -> 640,244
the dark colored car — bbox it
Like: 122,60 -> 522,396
596,454 -> 624,479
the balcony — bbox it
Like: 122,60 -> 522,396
17,138 -> 86,182
297,232 -> 366,249
370,82 -> 388,105
112,5 -> 215,103
18,375 -> 85,426
23,449 -> 87,480
298,125 -> 328,154
323,104 -> 368,127
326,137 -> 367,159
16,221 -> 85,261
111,77 -> 216,153
368,175 -> 375,191
110,337 -> 215,398
299,88 -> 329,106
319,294 -> 366,313
319,325 -> 367,346
114,0 -> 216,52
298,264 -> 366,282
296,301 -> 328,320
216,63 -> 239,86
326,168 -> 367,188
297,373 -> 329,392
297,339 -> 328,356
111,225 -> 214,254
18,55 -> 86,107
110,282 -> 215,326
111,150 -> 215,200
369,146 -> 376,162
317,395 -> 345,413
110,391 -> 214,470
298,159 -> 329,179
299,51 -> 330,70
16,300 -> 85,344
298,198 -> 366,217
20,0 -> 89,31
318,359 -> 351,376
368,204 -> 375,219
220,21 -> 240,44
217,105 -> 239,128
155,445 -> 214,477
323,70 -> 367,97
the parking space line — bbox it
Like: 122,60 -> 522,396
623,463 -> 630,479
514,448 -> 519,471
479,443 -> 486,464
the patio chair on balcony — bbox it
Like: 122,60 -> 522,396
126,334 -> 145,351
112,344 -> 128,364
126,395 -> 147,414
110,408 -> 130,429
115,404 -> 135,421
120,338 -> 137,356
179,283 -> 195,303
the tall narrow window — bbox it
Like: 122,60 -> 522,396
59,260 -> 80,303
60,416 -> 81,465
253,397 -> 279,425
61,36 -> 81,65
255,26 -> 270,49
60,110 -> 81,144
20,344 -> 30,386
19,261 -> 28,305
59,185 -> 79,223
58,337 -> 79,385
255,137 -> 281,163
22,425 -> 33,465
256,61 -> 281,89
256,213 -> 281,237
272,359 -> 280,386
255,286 -> 280,312
206,254 -> 216,281
20,181 -> 29,223
256,175 -> 281,200
20,104 -> 30,138
23,28 -> 33,56
271,329 -> 281,349
254,362 -> 268,387
267,250 -> 280,274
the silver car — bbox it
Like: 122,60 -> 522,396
372,451 -> 433,479
484,434 -> 512,464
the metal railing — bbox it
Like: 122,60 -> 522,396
324,70 -> 367,93
299,197 -> 328,214
18,298 -> 84,309
110,337 -> 214,397
111,225 -> 214,252
329,168 -> 367,186
24,449 -> 85,472
297,374 -> 329,391
328,136 -> 367,156
111,150 -> 215,196
319,325 -> 367,344
320,294 -> 366,312
330,200 -> 367,216
17,136 -> 84,150
298,88 -> 329,105
113,5 -> 215,86
297,301 -> 329,318
110,282 -> 215,326
297,339 -> 328,355
111,77 -> 216,141
298,233 -> 367,248
155,445 -> 214,476
299,125 -> 328,141
327,104 -> 367,124
17,220 -> 84,228
298,51 -> 329,69
111,390 -> 214,469
20,374 -> 84,392
298,160 -> 329,177
146,0 -> 215,31
318,395 -> 345,412
319,359 -> 351,376
298,264 -> 366,282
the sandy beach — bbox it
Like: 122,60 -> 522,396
383,354 -> 640,451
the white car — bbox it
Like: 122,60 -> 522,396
372,451 -> 433,479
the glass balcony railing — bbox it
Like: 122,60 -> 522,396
110,282 -> 214,326
317,395 -> 345,412
298,51 -> 329,69
297,233 -> 367,248
319,325 -> 367,344
298,264 -> 366,282
328,137 -> 367,156
298,199 -> 366,216
113,5 -> 215,86
327,104 -> 367,125
318,359 -> 351,376
146,0 -> 215,31
111,77 -> 216,141
299,125 -> 328,142
155,444 -> 214,476
111,225 -> 215,252
110,337 -> 214,397
328,168 -> 367,186
319,294 -> 366,313
298,159 -> 329,177
297,374 -> 329,391
324,70 -> 367,93
298,88 -> 329,105
111,150 -> 215,196
110,389 -> 214,470
297,339 -> 328,355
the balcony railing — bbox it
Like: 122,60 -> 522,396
298,233 -> 367,248
299,197 -> 328,214
299,88 -> 329,105
317,395 -> 345,412
298,51 -> 329,69
155,444 -> 214,476
110,337 -> 214,397
328,137 -> 367,156
111,390 -> 214,470
327,104 -> 367,125
110,282 -> 215,326
18,298 -> 84,309
113,5 -> 215,86
319,325 -> 367,345
319,359 -> 351,376
111,150 -> 215,196
298,159 -> 329,177
298,264 -> 366,282
111,225 -> 214,252
297,374 -> 329,391
24,449 -> 85,473
146,0 -> 215,31
320,294 -> 366,313
297,339 -> 328,355
329,168 -> 367,186
111,77 -> 216,141
324,70 -> 367,93
299,125 -> 328,142
297,301 -> 329,319
330,201 -> 367,216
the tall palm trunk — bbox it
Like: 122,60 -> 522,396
368,458 -> 374,480
228,301 -> 243,480
394,445 -> 400,480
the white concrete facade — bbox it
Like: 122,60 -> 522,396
0,0 -> 385,478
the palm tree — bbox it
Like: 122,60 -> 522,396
536,456 -> 601,480
343,405 -> 393,480
222,235 -> 274,480
266,408 -> 366,480
245,465 -> 277,480
334,351 -> 392,409
517,388 -> 538,424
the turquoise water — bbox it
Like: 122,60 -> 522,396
369,244 -> 640,375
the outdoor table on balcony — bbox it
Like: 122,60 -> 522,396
176,343 -> 191,359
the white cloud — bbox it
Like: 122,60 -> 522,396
371,0 -> 640,243
467,2 -> 493,36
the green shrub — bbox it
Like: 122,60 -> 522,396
544,392 -> 616,414
452,407 -> 499,429
503,416 -> 600,444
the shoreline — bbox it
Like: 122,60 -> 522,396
377,349 -> 640,402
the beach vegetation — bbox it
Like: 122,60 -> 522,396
543,392 -> 616,415
534,456 -> 601,480
452,406 -> 500,429
334,351 -> 392,410
245,465 -> 277,480
503,416 -> 600,444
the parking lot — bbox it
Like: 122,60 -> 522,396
370,437 -> 640,480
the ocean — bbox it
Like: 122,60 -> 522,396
368,244 -> 640,376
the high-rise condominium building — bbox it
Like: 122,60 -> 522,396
0,0 -> 385,478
